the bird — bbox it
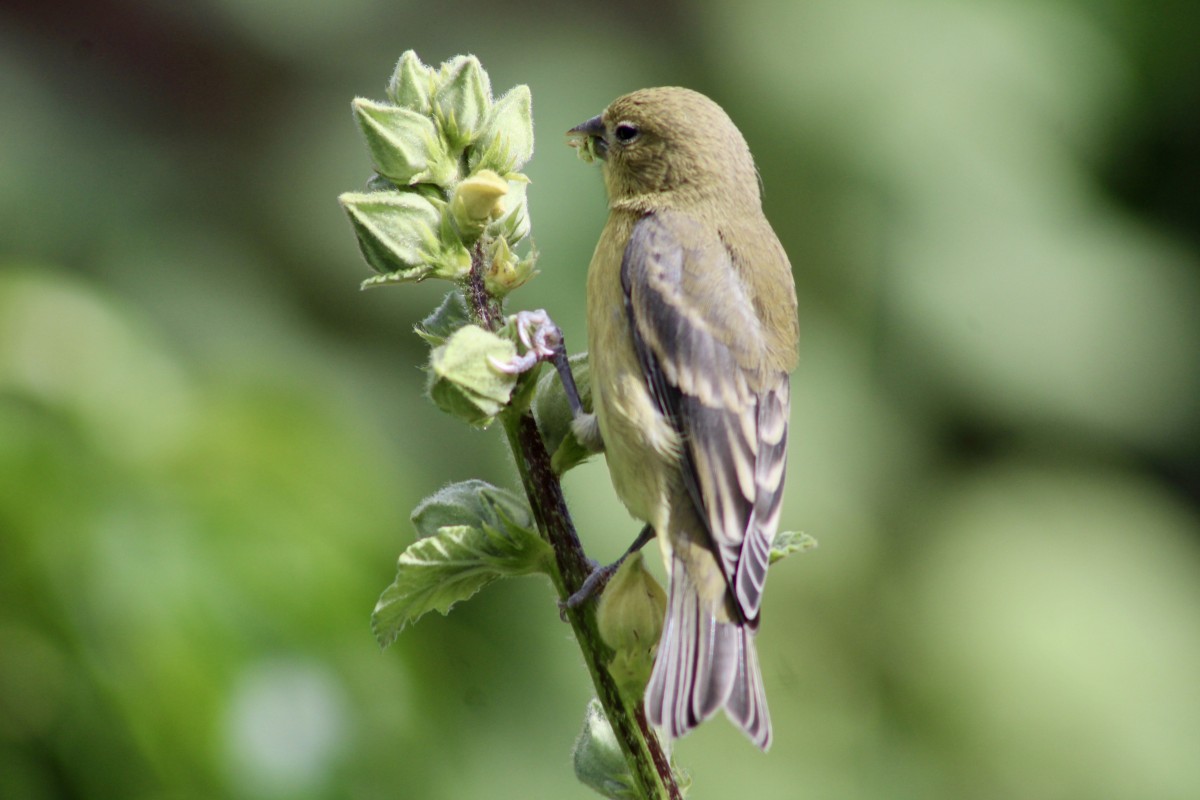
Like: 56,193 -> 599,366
568,87 -> 799,750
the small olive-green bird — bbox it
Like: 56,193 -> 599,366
569,87 -> 799,750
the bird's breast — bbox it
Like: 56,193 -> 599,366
585,215 -> 681,529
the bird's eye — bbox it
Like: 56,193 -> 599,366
614,122 -> 639,143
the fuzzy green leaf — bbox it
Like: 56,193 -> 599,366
372,481 -> 548,647
769,530 -> 817,564
415,290 -> 470,346
410,479 -> 535,540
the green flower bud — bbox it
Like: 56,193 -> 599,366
433,55 -> 491,150
352,98 -> 457,186
533,352 -> 597,474
487,177 -> 531,245
596,552 -> 667,700
483,236 -> 536,298
339,190 -> 441,279
427,325 -> 518,427
387,50 -> 434,114
449,169 -> 508,239
573,700 -> 639,800
469,84 -> 534,174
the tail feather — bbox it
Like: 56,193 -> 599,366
723,626 -> 772,750
645,556 -> 772,750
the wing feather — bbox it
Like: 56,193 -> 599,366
620,211 -> 790,625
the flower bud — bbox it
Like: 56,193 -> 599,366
427,325 -> 518,427
387,50 -> 434,114
432,55 -> 491,150
339,190 -> 441,279
572,700 -> 637,799
487,177 -> 531,245
352,98 -> 457,186
596,552 -> 667,699
483,236 -> 536,298
450,169 -> 508,238
469,84 -> 534,174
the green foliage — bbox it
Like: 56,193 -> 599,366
572,700 -> 641,800
769,530 -> 817,565
426,324 -> 519,427
415,290 -> 472,346
372,480 -> 551,647
6,6 -> 1200,800
339,49 -> 535,290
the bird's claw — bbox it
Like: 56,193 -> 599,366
490,309 -> 564,375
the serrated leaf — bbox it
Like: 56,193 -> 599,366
769,530 -> 817,564
372,519 -> 552,647
410,479 -> 534,540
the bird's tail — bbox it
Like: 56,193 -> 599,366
644,556 -> 772,750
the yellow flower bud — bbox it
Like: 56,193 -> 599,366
454,169 -> 509,222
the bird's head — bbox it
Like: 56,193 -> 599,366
567,87 -> 761,210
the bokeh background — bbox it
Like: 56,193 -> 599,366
2,1 -> 1199,798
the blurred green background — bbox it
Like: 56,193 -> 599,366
2,1 -> 1199,798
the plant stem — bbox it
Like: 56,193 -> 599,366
467,243 -> 682,800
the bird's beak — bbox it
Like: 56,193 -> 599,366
567,114 -> 607,161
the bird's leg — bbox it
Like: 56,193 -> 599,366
563,524 -> 657,610
491,309 -> 586,417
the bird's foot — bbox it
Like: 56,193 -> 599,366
490,309 -> 563,375
491,309 -> 586,417
557,525 -> 657,618
563,561 -> 621,611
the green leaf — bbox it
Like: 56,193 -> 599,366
415,290 -> 470,346
427,325 -> 519,427
769,530 -> 817,564
410,479 -> 535,540
352,98 -> 456,186
572,700 -> 640,800
372,480 -> 549,647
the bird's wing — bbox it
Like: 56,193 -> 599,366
620,211 -> 790,624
